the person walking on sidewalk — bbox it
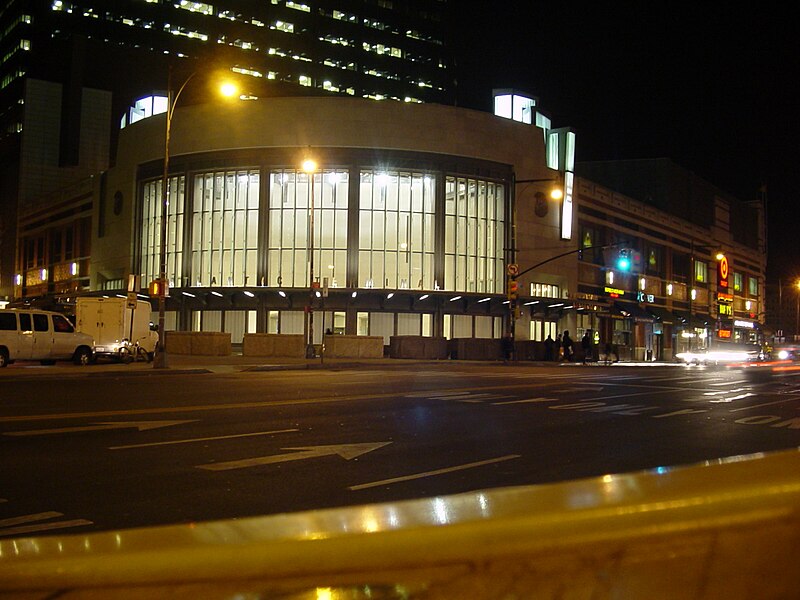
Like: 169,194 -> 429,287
561,331 -> 574,362
581,331 -> 592,364
544,334 -> 555,361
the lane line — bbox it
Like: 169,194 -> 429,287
0,511 -> 63,528
109,427 -> 300,450
348,454 -> 521,491
0,520 -> 93,538
493,397 -> 559,405
0,382 -> 574,423
0,378 -> 727,425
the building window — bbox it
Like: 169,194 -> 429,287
444,176 -> 505,293
140,176 -> 185,288
268,169 -> 349,288
191,170 -> 260,287
531,282 -> 560,298
530,319 -> 556,342
646,245 -> 662,276
733,272 -> 743,292
748,276 -> 758,296
694,259 -> 707,283
359,171 -> 435,290
579,223 -> 603,264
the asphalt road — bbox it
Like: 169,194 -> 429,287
1,362 -> 799,538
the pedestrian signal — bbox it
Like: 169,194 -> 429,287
148,279 -> 168,297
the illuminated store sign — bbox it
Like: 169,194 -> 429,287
604,286 -> 625,298
718,255 -> 729,288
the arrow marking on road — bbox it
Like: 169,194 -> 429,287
197,441 -> 392,471
4,420 -> 197,437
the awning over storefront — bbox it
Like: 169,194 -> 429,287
614,301 -> 655,323
647,305 -> 678,324
673,311 -> 712,328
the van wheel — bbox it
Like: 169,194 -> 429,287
73,347 -> 92,366
0,348 -> 8,368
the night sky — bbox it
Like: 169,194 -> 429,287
447,4 -> 798,281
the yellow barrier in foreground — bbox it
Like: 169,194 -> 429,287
2,449 -> 799,599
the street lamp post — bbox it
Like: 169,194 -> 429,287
153,68 -> 237,369
507,175 -> 565,348
303,158 -> 318,358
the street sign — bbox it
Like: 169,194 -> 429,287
507,263 -> 519,277
126,292 -> 138,309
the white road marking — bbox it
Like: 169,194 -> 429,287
349,454 -> 521,491
493,397 -> 559,405
5,420 -> 197,437
197,441 -> 391,471
0,512 -> 93,538
0,519 -> 93,538
110,428 -> 299,450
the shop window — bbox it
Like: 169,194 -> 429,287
733,272 -> 743,292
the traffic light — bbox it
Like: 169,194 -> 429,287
616,249 -> 631,271
507,278 -> 519,302
148,278 -> 168,297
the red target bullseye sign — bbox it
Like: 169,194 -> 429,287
718,255 -> 729,288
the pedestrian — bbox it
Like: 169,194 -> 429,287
581,331 -> 592,364
502,333 -> 514,363
561,330 -> 574,362
543,334 -> 554,361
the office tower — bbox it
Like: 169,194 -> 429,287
0,0 -> 453,297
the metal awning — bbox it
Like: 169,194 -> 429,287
647,305 -> 678,324
673,311 -> 712,328
614,301 -> 655,323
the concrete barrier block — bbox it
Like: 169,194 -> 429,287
389,336 -> 448,359
243,334 -> 305,357
326,335 -> 383,358
166,331 -> 231,356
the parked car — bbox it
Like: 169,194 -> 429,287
0,308 -> 94,367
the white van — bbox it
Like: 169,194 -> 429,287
0,309 -> 95,367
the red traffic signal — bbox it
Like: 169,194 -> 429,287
507,278 -> 519,301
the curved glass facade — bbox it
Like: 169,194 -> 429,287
137,154 -> 509,341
